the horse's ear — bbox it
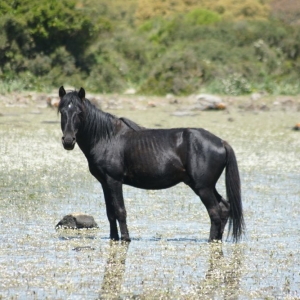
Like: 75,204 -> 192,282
78,87 -> 85,101
59,86 -> 66,98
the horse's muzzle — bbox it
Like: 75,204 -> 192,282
62,136 -> 76,150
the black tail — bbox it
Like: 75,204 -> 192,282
224,141 -> 245,242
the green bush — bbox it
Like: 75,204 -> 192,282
1,1 -> 300,95
84,40 -> 128,93
0,0 -> 111,90
4,0 -> 105,54
184,9 -> 222,26
221,73 -> 252,95
139,46 -> 203,95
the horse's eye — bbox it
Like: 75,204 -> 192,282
68,103 -> 72,109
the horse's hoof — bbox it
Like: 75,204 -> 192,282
208,239 -> 222,243
121,237 -> 131,243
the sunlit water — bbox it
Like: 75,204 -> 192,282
0,101 -> 299,299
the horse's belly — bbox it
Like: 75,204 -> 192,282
123,168 -> 185,190
123,177 -> 180,189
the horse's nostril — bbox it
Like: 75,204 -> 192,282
62,135 -> 75,145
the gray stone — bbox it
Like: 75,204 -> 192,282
195,94 -> 226,110
56,213 -> 98,229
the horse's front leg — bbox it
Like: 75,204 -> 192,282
102,184 -> 119,241
102,179 -> 131,242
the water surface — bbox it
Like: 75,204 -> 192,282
0,101 -> 299,299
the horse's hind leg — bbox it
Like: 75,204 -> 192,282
195,187 -> 223,241
214,189 -> 230,238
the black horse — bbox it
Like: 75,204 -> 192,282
58,86 -> 245,242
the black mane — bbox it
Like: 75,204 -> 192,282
119,117 -> 144,131
59,90 -> 143,146
59,91 -> 116,144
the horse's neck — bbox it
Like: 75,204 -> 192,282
77,108 -> 115,155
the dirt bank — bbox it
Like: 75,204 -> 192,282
1,90 -> 300,115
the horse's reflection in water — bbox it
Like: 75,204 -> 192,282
99,241 -> 129,299
197,243 -> 244,299
98,241 -> 243,299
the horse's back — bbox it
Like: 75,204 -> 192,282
124,127 -> 225,161
124,127 -> 189,157
121,127 -> 226,189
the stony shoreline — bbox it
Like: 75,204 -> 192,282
1,90 -> 300,114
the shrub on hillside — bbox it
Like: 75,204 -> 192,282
271,0 -> 300,25
84,40 -> 128,93
1,0 -> 300,96
135,0 -> 270,23
184,9 -> 222,25
0,0 -> 111,89
138,9 -> 222,46
139,46 -> 203,95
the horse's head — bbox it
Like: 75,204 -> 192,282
58,86 -> 85,150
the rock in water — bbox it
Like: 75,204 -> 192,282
195,94 -> 226,110
293,123 -> 300,131
56,213 -> 98,229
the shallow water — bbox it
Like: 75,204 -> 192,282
0,101 -> 300,299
